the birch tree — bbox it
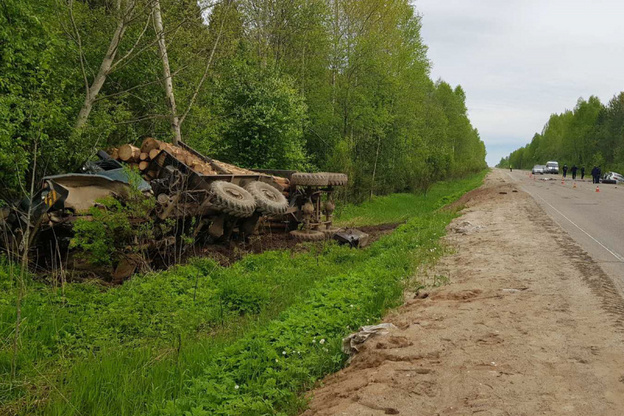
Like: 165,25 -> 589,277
152,0 -> 182,145
72,0 -> 152,132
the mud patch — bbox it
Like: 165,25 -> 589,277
195,223 -> 401,267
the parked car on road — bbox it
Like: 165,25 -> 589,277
601,171 -> 624,184
532,165 -> 545,174
545,161 -> 559,174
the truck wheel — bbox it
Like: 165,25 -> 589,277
245,181 -> 288,215
210,181 -> 256,218
290,229 -> 325,241
320,227 -> 342,239
324,173 -> 348,186
290,172 -> 329,187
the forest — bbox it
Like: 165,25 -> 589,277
499,92 -> 624,172
1,0 -> 486,203
0,1 -> 492,413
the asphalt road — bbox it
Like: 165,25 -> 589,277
506,168 -> 624,294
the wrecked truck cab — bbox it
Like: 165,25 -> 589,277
35,151 -> 151,216
42,171 -> 151,214
1,154 -> 153,254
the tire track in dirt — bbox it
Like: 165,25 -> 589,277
527,204 -> 624,329
301,169 -> 624,416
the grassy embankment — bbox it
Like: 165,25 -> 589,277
0,170 -> 486,415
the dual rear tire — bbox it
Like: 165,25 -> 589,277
210,180 -> 289,218
244,181 -> 288,215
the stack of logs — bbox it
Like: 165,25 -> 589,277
110,138 -> 219,175
108,138 -> 290,190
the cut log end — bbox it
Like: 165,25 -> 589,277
149,149 -> 161,160
141,137 -> 161,154
118,144 -> 141,162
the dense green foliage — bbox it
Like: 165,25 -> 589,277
0,171 -> 485,415
70,168 -> 157,266
499,93 -> 624,172
1,0 -> 485,201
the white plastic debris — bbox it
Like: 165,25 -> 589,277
451,220 -> 485,235
342,323 -> 398,356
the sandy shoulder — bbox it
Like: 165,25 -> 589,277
301,169 -> 624,416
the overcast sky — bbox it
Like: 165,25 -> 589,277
413,0 -> 624,166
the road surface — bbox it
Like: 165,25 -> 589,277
507,169 -> 624,295
302,169 -> 624,416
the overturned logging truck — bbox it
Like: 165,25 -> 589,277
0,138 -> 348,279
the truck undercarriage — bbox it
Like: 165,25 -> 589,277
0,139 -> 352,280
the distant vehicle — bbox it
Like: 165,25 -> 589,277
601,171 -> 624,184
532,165 -> 545,174
545,161 -> 559,174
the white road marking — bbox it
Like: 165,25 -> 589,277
507,172 -> 624,263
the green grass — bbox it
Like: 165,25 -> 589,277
0,170 -> 486,415
335,174 -> 486,226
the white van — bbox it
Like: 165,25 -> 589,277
545,161 -> 559,174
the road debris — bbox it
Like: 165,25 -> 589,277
450,220 -> 485,235
341,323 -> 398,357
333,228 -> 370,248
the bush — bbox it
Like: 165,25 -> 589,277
70,168 -> 156,266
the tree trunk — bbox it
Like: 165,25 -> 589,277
370,135 -> 381,200
74,12 -> 128,132
180,0 -> 230,127
152,0 -> 182,145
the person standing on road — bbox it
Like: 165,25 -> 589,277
562,164 -> 568,178
509,164 -> 512,172
591,166 -> 599,183
571,165 -> 578,180
581,166 -> 585,180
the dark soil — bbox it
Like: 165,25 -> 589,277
193,222 -> 402,267
444,181 -> 518,212
37,222 -> 403,282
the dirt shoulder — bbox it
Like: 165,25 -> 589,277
302,169 -> 624,415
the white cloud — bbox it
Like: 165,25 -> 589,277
413,0 -> 624,165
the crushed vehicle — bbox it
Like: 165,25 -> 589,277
601,171 -> 624,184
0,139 -> 349,279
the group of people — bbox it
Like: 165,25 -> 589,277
561,164 -> 602,183
561,164 -> 584,179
